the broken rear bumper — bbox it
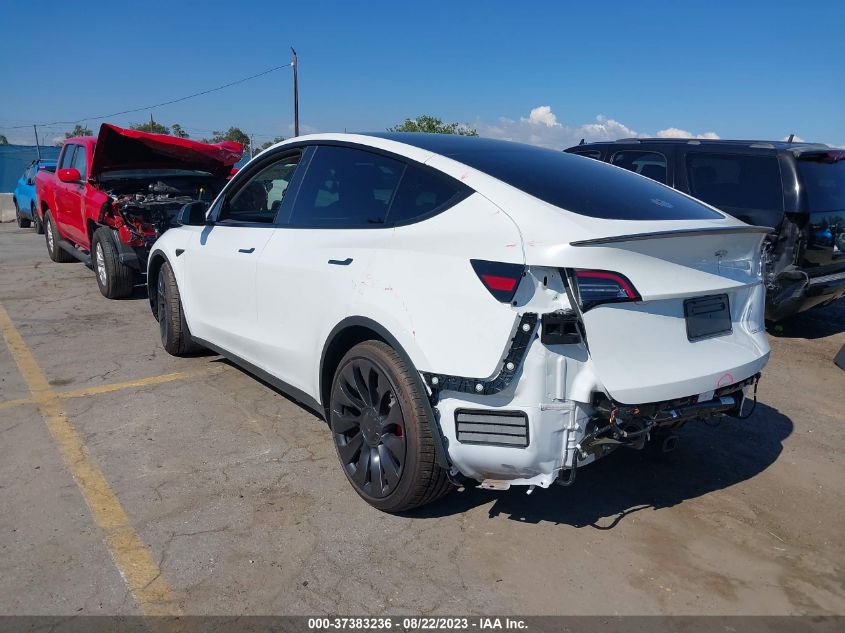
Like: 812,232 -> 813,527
428,316 -> 761,489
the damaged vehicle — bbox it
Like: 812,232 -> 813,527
148,133 -> 770,512
35,123 -> 243,298
566,139 -> 845,321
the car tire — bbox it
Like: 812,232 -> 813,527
14,199 -> 31,228
156,261 -> 202,356
44,211 -> 75,263
92,227 -> 138,299
32,204 -> 44,234
330,340 -> 453,512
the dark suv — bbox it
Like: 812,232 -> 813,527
565,139 -> 845,321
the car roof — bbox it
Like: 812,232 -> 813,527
573,138 -> 830,152
365,132 -> 542,155
63,136 -> 97,147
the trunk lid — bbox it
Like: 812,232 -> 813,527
566,226 -> 770,404
90,123 -> 243,180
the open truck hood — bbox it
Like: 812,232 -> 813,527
91,124 -> 243,180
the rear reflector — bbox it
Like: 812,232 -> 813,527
455,409 -> 529,448
471,259 -> 524,302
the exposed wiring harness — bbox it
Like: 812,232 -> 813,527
734,376 -> 759,420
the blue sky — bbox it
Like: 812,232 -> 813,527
2,0 -> 843,147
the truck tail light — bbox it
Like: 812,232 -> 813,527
471,259 -> 525,303
571,269 -> 641,310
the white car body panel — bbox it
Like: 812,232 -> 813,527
149,132 -> 771,489
181,224 -> 273,364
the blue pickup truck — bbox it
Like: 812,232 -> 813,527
13,158 -> 57,233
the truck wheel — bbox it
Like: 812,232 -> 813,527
44,211 -> 75,263
92,227 -> 138,299
156,261 -> 201,356
329,340 -> 453,513
32,204 -> 44,234
14,199 -> 31,228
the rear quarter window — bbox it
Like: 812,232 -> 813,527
387,163 -> 469,224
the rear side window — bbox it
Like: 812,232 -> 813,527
387,164 -> 468,224
612,150 -> 668,184
686,153 -> 783,214
290,146 -> 404,227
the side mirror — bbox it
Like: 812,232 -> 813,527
57,168 -> 81,183
178,201 -> 210,226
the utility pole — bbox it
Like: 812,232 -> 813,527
291,47 -> 299,137
33,125 -> 41,159
250,133 -> 255,158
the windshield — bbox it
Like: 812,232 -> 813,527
798,158 -> 845,213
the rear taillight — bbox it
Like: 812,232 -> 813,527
471,259 -> 525,303
571,269 -> 640,310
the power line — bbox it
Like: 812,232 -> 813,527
0,63 -> 292,130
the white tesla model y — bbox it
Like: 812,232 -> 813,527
148,133 -> 770,512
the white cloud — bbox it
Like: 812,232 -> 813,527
656,127 -> 720,140
522,105 -> 559,127
476,106 -> 720,149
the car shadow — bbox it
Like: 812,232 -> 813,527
126,284 -> 152,301
210,356 -> 327,420
768,299 -> 845,339
407,402 -> 793,527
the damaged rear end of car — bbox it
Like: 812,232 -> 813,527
419,144 -> 771,491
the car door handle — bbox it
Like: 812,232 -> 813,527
238,247 -> 255,254
328,258 -> 353,266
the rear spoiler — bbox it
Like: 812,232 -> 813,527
570,225 -> 773,247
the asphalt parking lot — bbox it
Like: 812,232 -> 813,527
1,221 -> 843,617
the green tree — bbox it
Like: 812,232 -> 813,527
388,115 -> 478,136
259,136 -> 286,151
170,123 -> 190,139
130,119 -> 170,135
65,124 -> 94,139
205,127 -> 251,152
0,134 -> 8,145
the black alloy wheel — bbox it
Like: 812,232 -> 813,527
331,357 -> 407,499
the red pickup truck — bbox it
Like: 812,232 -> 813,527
36,123 -> 243,298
